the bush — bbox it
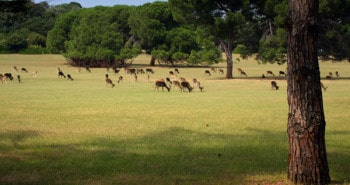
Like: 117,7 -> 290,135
19,45 -> 50,54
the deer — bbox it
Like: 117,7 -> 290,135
180,81 -> 193,92
205,70 -> 211,76
146,68 -> 154,74
31,70 -> 38,78
67,74 -> 74,81
118,76 -> 123,83
271,81 -> 279,90
21,68 -> 28,73
105,74 -> 115,87
58,71 -> 66,78
154,79 -> 170,92
172,80 -> 182,90
279,71 -> 286,77
267,71 -> 275,77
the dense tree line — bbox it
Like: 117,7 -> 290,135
0,0 -> 81,54
0,0 -> 348,68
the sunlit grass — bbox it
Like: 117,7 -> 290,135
0,54 -> 349,185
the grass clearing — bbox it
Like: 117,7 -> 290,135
0,54 -> 349,185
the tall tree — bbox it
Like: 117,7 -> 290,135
169,0 -> 248,79
285,0 -> 330,184
128,2 -> 177,66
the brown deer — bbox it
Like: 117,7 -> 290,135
172,80 -> 182,90
205,70 -> 211,76
267,71 -> 275,77
180,81 -> 193,92
279,71 -> 286,77
271,81 -> 279,90
192,78 -> 204,92
105,74 -> 115,87
67,74 -> 74,81
146,68 -> 154,74
154,79 -> 170,92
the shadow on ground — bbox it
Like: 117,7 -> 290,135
0,128 -> 348,185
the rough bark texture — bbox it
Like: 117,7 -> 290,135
286,0 -> 330,184
220,39 -> 233,79
149,56 -> 156,66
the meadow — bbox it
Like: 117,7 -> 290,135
0,54 -> 349,185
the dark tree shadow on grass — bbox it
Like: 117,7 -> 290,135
0,128 -> 348,185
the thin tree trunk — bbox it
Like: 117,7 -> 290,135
286,0 -> 330,184
149,56 -> 156,66
220,39 -> 233,79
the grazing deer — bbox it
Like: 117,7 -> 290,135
105,74 -> 115,87
192,78 -> 204,92
17,75 -> 21,83
146,68 -> 154,74
13,66 -> 18,72
67,74 -> 74,81
237,68 -> 247,77
180,81 -> 193,92
219,69 -> 224,74
174,68 -> 180,74
172,80 -> 182,90
267,71 -> 275,77
166,77 -> 172,84
271,81 -> 279,90
4,73 -> 14,81
279,71 -> 286,77
154,80 -> 170,92
21,68 -> 28,73
211,67 -> 216,73
113,68 -> 120,74
86,66 -> 91,73
58,71 -> 66,78
138,69 -> 145,74
205,70 -> 211,76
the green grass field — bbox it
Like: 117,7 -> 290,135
0,54 -> 349,185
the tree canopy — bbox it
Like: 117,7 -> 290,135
0,0 -> 348,65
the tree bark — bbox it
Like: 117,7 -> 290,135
220,39 -> 233,79
149,56 -> 156,66
286,0 -> 330,184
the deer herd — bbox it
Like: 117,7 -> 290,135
1,65 -> 337,93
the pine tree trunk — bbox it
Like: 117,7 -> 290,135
286,0 -> 330,184
220,39 -> 233,79
149,56 -> 156,66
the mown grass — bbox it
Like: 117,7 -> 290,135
0,54 -> 349,185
